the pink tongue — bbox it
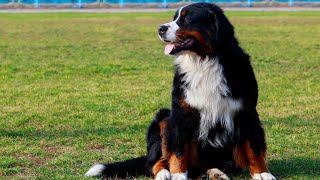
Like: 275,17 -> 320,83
164,44 -> 175,55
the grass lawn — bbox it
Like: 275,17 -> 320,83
0,11 -> 319,179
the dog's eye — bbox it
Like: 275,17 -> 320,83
181,16 -> 189,22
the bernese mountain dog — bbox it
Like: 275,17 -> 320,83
85,3 -> 276,180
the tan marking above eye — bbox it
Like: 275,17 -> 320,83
181,10 -> 187,16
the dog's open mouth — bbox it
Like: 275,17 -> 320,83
164,38 -> 195,55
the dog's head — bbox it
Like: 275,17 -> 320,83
158,3 -> 235,57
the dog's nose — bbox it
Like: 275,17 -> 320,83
158,25 -> 168,35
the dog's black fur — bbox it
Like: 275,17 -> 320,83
86,3 -> 270,179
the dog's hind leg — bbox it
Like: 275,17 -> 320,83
153,118 -> 172,180
146,109 -> 171,179
152,119 -> 171,180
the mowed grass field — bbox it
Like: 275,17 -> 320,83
0,11 -> 319,179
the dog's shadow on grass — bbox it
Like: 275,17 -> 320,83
268,158 -> 320,179
260,116 -> 320,179
227,158 -> 320,179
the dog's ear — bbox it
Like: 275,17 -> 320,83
208,4 -> 235,49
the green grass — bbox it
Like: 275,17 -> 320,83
0,11 -> 319,179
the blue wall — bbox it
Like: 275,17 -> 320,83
0,0 -> 319,5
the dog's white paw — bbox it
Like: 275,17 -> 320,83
155,169 -> 171,180
171,172 -> 188,180
252,172 -> 276,180
84,163 -> 106,177
207,168 -> 229,180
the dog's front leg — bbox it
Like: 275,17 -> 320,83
168,147 -> 188,180
166,115 -> 193,180
234,110 -> 276,180
153,150 -> 188,180
153,136 -> 189,180
164,93 -> 197,180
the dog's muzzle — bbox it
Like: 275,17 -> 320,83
158,25 -> 168,36
158,24 -> 170,42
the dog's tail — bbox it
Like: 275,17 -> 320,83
85,156 -> 148,178
85,108 -> 171,178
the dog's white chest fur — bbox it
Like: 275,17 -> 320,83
175,53 -> 242,147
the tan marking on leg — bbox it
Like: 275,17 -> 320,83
159,118 -> 170,159
244,141 -> 268,175
153,158 -> 168,177
153,118 -> 170,177
233,143 -> 249,168
159,118 -> 168,137
187,142 -> 199,168
169,147 -> 188,174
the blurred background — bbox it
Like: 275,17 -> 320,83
0,0 -> 319,9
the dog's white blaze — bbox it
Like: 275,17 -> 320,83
175,52 -> 242,147
175,5 -> 186,21
162,5 -> 189,42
